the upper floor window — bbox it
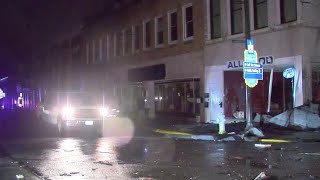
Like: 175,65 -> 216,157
209,0 -> 221,39
183,4 -> 194,40
116,31 -> 123,56
155,15 -> 165,47
105,35 -> 110,61
124,28 -> 132,55
254,0 -> 268,29
143,20 -> 152,49
86,43 -> 89,64
99,38 -> 103,62
133,25 -> 141,52
168,10 -> 178,44
92,40 -> 96,63
230,0 -> 243,35
280,0 -> 297,24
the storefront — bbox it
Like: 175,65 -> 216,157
205,55 -> 303,123
154,78 -> 201,118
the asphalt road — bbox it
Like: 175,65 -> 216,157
1,134 -> 320,180
1,111 -> 320,179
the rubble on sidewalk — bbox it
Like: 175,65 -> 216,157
246,127 -> 265,137
254,103 -> 320,130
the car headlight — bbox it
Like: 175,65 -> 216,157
99,107 -> 109,117
62,106 -> 75,119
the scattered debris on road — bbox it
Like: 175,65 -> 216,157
246,127 -> 265,137
255,144 -> 272,148
254,172 -> 267,180
299,152 -> 320,156
16,174 -> 24,179
94,161 -> 113,166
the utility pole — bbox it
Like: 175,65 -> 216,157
244,0 -> 253,130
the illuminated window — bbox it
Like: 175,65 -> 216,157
209,0 -> 221,39
230,0 -> 243,35
155,15 -> 165,47
183,4 -> 194,40
168,10 -> 178,44
280,0 -> 297,24
254,0 -> 268,29
143,20 -> 152,49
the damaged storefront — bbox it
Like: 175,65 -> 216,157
205,55 -> 304,124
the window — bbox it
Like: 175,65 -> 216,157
155,80 -> 200,116
280,0 -> 297,23
209,0 -> 221,39
230,0 -> 243,34
124,28 -> 132,55
105,35 -> 110,61
99,38 -> 103,62
115,32 -> 123,56
86,43 -> 89,64
155,16 -> 165,47
133,25 -> 141,51
113,34 -> 117,57
254,0 -> 268,29
168,10 -> 178,43
92,40 -> 96,63
183,4 -> 194,40
143,20 -> 152,49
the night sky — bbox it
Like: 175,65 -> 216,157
0,0 -> 116,77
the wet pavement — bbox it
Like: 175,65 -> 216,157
1,135 -> 320,180
1,111 -> 320,179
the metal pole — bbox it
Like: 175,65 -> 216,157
244,0 -> 253,130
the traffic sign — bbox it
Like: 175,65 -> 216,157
243,39 -> 263,88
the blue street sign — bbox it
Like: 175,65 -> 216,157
243,39 -> 263,88
246,39 -> 254,50
243,62 -> 262,68
244,72 -> 263,80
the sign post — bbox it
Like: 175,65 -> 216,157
243,39 -> 263,130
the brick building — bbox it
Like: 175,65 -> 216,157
44,0 -> 320,124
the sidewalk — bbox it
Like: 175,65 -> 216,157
145,117 -> 320,142
144,117 -> 247,141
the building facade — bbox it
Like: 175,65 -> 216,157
45,0 -> 320,123
204,0 -> 320,123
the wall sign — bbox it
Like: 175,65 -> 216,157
227,55 -> 274,70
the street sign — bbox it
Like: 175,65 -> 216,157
0,88 -> 5,99
243,39 -> 263,88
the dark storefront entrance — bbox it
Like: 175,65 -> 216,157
224,71 -> 294,119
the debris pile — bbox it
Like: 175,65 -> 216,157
254,103 -> 320,130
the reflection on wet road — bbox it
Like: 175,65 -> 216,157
1,137 -> 320,179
